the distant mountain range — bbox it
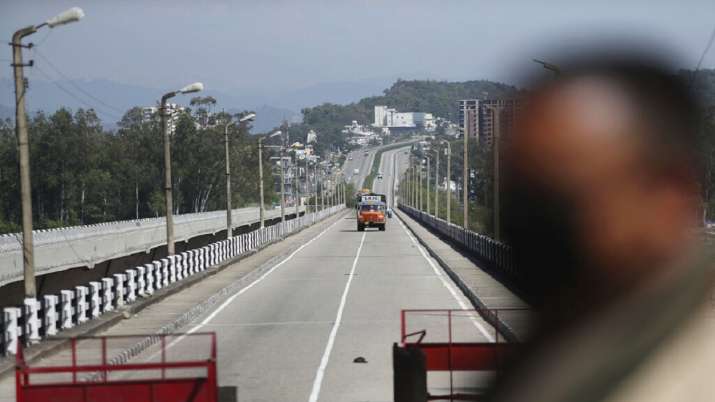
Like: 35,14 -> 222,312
0,76 -> 397,132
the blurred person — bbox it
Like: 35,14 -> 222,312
488,57 -> 715,401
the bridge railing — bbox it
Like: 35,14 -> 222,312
0,207 -> 302,287
397,204 -> 516,277
1,205 -> 345,357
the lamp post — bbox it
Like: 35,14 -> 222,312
484,104 -> 503,240
444,141 -> 452,225
294,149 -> 299,219
223,112 -> 255,239
426,156 -> 431,215
533,58 -> 561,76
160,82 -> 203,256
434,147 -> 439,219
305,154 -> 310,212
259,130 -> 282,228
411,158 -> 416,208
463,119 -> 469,229
11,7 -> 84,298
419,160 -> 424,211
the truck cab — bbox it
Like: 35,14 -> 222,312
356,193 -> 387,231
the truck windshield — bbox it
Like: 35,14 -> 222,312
360,204 -> 383,212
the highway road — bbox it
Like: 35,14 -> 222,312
133,145 -> 491,400
0,144 -> 495,401
342,148 -> 375,189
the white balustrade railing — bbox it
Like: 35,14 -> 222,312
1,205 -> 344,357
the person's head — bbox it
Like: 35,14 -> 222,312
505,58 -> 703,310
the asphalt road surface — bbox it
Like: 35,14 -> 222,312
161,145 -> 492,401
3,144 -> 495,402
342,148 -> 375,189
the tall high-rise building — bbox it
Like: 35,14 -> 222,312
478,99 -> 521,147
458,99 -> 479,139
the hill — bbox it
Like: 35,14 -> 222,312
285,78 -> 520,153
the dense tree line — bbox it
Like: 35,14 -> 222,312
2,72 -> 715,235
0,107 -> 276,234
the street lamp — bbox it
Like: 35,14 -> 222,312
223,112 -> 255,239
259,130 -> 282,228
441,140 -> 452,225
483,104 -> 503,240
463,119 -> 469,229
434,147 -> 440,219
161,82 -> 203,256
533,58 -> 561,76
425,156 -> 431,215
11,7 -> 84,299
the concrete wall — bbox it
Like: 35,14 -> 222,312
0,207 -> 303,287
0,213 -> 298,309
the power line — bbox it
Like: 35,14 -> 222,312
691,24 -> 715,87
32,64 -> 123,122
33,48 -> 126,114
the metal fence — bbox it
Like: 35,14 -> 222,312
398,204 -> 515,276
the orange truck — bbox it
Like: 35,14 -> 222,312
356,191 -> 387,231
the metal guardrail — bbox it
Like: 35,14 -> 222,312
398,204 -> 516,276
1,205 -> 345,357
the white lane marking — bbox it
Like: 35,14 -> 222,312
307,231 -> 366,402
142,215 -> 346,360
395,215 -> 495,342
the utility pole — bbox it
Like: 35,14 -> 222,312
463,113 -> 470,229
445,142 -> 452,225
408,159 -> 413,207
417,162 -> 421,211
160,96 -> 175,255
426,156 -> 431,215
485,104 -> 503,240
11,5 -> 85,299
222,112 -> 255,237
412,161 -> 416,208
280,131 -> 286,225
258,137 -> 266,228
435,148 -> 439,219
320,169 -> 325,212
12,26 -> 37,298
159,82 -> 203,256
224,120 -> 232,239
294,153 -> 299,219
305,155 -> 310,212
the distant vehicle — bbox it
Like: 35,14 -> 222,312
348,156 -> 353,160
386,208 -> 393,218
377,173 -> 383,180
354,168 -> 359,174
356,192 -> 387,231
364,151 -> 369,156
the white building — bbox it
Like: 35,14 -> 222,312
306,129 -> 318,144
373,106 -> 436,131
342,120 -> 373,136
142,103 -> 185,135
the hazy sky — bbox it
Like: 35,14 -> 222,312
2,0 -> 715,96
